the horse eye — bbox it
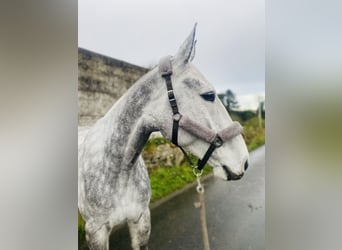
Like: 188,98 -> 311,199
200,91 -> 216,102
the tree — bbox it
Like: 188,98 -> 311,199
218,89 -> 239,113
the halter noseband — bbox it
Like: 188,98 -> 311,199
159,56 -> 243,171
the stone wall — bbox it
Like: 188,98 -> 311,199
78,48 -> 185,168
78,48 -> 149,126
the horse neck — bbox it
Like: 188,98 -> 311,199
100,68 -> 162,169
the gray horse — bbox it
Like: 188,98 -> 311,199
78,24 -> 249,250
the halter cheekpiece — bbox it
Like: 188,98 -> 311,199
158,56 -> 243,172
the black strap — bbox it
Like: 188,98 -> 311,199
197,135 -> 223,170
197,144 -> 217,171
163,74 -> 180,145
172,115 -> 180,145
164,74 -> 178,115
178,145 -> 196,166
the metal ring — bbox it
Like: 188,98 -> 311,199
196,185 -> 204,193
212,136 -> 223,147
173,113 -> 182,122
193,167 -> 203,177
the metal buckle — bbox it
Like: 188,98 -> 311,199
168,90 -> 175,100
173,113 -> 182,122
212,136 -> 223,147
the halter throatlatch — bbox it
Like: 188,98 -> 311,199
159,56 -> 243,172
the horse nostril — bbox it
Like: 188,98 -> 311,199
244,160 -> 249,171
233,172 -> 244,180
222,165 -> 244,181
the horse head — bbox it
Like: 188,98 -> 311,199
155,24 -> 249,181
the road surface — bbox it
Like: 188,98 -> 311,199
107,145 -> 265,249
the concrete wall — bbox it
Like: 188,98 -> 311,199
78,48 -> 149,126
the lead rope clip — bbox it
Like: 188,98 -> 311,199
194,174 -> 204,208
196,174 -> 204,194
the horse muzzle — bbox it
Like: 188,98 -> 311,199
222,160 -> 248,181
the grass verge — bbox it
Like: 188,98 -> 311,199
149,162 -> 212,203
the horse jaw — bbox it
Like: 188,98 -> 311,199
213,166 -> 230,181
182,134 -> 249,181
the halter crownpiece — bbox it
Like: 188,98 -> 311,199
158,56 -> 243,171
159,56 -> 173,76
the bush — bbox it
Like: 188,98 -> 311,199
241,117 -> 265,151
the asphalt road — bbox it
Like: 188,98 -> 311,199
108,145 -> 265,250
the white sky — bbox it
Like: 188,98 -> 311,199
236,93 -> 265,111
78,0 -> 264,99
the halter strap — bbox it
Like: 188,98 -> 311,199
158,56 -> 243,171
159,56 -> 181,145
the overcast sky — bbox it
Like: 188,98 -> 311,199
78,0 -> 264,96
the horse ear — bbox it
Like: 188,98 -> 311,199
174,23 -> 197,65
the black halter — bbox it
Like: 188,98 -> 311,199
159,56 -> 225,171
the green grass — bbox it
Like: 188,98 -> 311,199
149,162 -> 212,202
78,211 -> 86,247
241,117 -> 265,151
